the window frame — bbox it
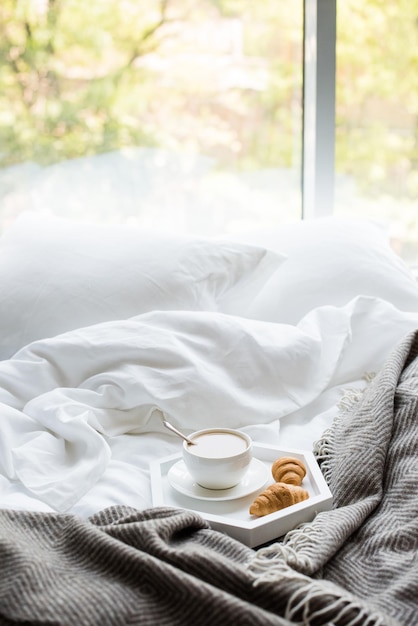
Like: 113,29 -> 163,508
302,0 -> 337,219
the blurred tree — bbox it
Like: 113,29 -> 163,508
0,0 -> 416,212
335,0 -> 418,202
0,0 -> 173,165
0,0 -> 301,169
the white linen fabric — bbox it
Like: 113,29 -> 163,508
0,213 -> 283,360
1,215 -> 418,524
232,217 -> 418,324
0,306 -> 349,511
0,297 -> 418,515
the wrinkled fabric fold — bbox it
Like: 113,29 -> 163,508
0,297 -> 418,512
0,307 -> 349,510
0,505 -> 391,626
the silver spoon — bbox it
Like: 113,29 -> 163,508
163,419 -> 196,445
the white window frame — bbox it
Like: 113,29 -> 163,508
302,0 -> 337,219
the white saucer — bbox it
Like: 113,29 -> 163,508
167,457 -> 269,502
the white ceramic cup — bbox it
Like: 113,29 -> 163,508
182,427 -> 252,490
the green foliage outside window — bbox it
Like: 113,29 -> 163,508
0,0 -> 416,209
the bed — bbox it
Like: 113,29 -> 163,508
0,213 -> 417,625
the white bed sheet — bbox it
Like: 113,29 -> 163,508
1,295 -> 418,518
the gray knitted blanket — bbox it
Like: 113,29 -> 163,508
1,331 -> 417,625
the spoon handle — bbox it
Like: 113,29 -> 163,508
163,419 -> 196,445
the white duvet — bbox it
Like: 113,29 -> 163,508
1,295 -> 418,515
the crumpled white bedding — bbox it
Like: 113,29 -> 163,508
1,295 -> 418,516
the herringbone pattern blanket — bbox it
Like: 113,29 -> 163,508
249,330 -> 418,625
0,331 -> 417,625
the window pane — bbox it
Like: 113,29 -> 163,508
0,0 -> 303,235
335,0 -> 418,266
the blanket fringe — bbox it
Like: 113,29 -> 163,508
250,372 -> 377,573
313,372 -> 375,483
248,560 -> 387,625
247,373 -> 385,625
285,582 -> 387,626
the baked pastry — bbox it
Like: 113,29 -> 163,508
271,456 -> 306,485
249,482 -> 309,517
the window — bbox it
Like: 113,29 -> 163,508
334,0 -> 418,265
0,0 -> 303,234
1,0 -> 416,265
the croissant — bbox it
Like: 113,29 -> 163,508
271,456 -> 306,486
249,482 -> 309,517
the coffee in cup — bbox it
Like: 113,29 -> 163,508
182,428 -> 252,490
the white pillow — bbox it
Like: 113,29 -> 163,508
0,213 -> 284,359
237,217 -> 418,324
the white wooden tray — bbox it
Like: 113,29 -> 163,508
150,443 -> 333,548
